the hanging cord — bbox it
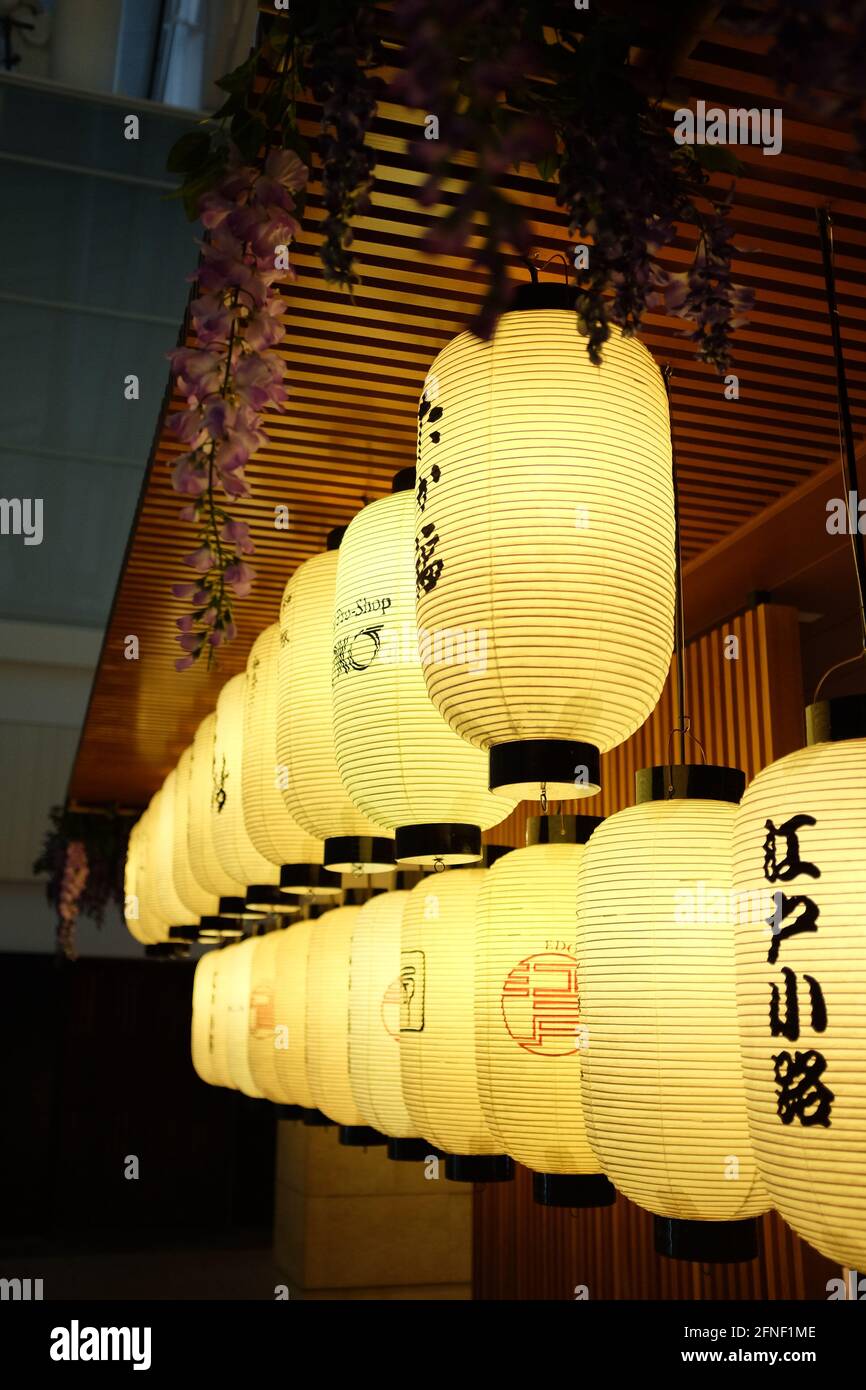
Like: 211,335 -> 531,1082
527,249 -> 572,285
661,364 -> 706,787
812,206 -> 866,699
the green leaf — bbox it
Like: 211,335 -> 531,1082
536,152 -> 559,183
215,54 -> 257,94
166,129 -> 212,174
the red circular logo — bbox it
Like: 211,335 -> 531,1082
500,952 -> 581,1056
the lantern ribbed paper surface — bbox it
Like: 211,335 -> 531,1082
223,937 -> 264,1098
188,713 -> 246,899
732,734 -> 866,1269
243,624 -> 326,875
578,799 -> 768,1220
213,674 -> 280,890
475,842 -> 598,1176
191,948 -> 223,1087
247,929 -> 284,1102
333,489 -> 514,864
273,919 -> 315,1109
152,770 -> 197,929
414,309 -> 675,799
173,746 -> 219,919
276,550 -> 394,872
304,904 -> 364,1125
134,796 -> 170,943
400,868 -> 502,1155
123,819 -> 150,944
348,890 -> 419,1137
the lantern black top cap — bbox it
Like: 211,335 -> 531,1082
326,525 -> 347,551
511,282 -> 577,313
636,764 -> 745,805
391,466 -> 416,494
526,814 -> 604,846
806,694 -> 866,745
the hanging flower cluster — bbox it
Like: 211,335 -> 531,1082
57,841 -> 89,961
34,806 -> 133,959
167,147 -> 308,670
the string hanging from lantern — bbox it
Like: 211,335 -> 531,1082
661,363 -> 706,788
813,204 -> 866,699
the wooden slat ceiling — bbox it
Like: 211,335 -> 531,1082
69,6 -> 866,805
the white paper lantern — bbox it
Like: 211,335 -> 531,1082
277,546 -> 395,874
415,296 -> 675,801
732,697 -> 866,1270
173,746 -> 220,921
222,936 -> 264,1098
304,903 -> 378,1135
400,865 -> 514,1180
474,818 -> 614,1206
130,795 -> 169,944
243,624 -> 340,898
578,767 -> 769,1260
188,712 -> 247,903
246,929 -> 285,1102
123,817 -> 152,944
273,918 -> 316,1111
348,889 -> 426,1152
213,673 -> 282,897
191,947 -> 224,1087
334,480 -> 515,866
151,768 -> 198,932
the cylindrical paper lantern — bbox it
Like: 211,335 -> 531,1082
733,696 -> 866,1270
273,918 -> 316,1110
277,545 -> 395,874
247,928 -> 285,1102
334,478 -> 515,866
123,817 -> 151,944
578,766 -> 769,1261
475,817 -> 614,1206
188,712 -> 247,904
348,889 -> 423,1147
414,293 -> 675,800
191,947 -> 223,1087
213,674 -> 282,898
132,795 -> 170,944
400,865 -> 514,1180
304,904 -> 374,1131
151,768 -> 198,932
243,625 -> 340,898
173,746 -> 220,921
222,936 -> 264,1098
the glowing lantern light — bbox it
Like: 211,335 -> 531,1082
173,746 -> 220,922
578,766 -> 769,1261
414,293 -> 675,801
400,863 -> 515,1180
348,889 -> 427,1157
732,696 -> 866,1271
188,711 -> 247,907
334,475 -> 515,866
475,816 -> 614,1206
213,674 -> 285,906
123,816 -> 152,944
151,768 -> 199,934
272,917 -> 317,1112
277,543 -> 395,875
304,903 -> 384,1142
191,947 -> 224,1087
222,936 -> 264,1098
243,624 -> 341,899
246,928 -> 285,1103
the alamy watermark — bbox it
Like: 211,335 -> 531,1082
0,497 -> 42,545
673,100 -> 782,157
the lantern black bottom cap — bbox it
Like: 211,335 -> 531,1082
395,823 -> 481,865
279,863 -> 342,894
323,836 -> 395,874
387,1138 -> 432,1162
339,1125 -> 388,1147
274,1104 -> 305,1121
654,1216 -> 759,1263
445,1154 -> 514,1183
489,739 -> 601,799
532,1172 -> 616,1208
302,1108 -> 335,1127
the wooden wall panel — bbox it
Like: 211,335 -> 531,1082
476,601 -> 838,1300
